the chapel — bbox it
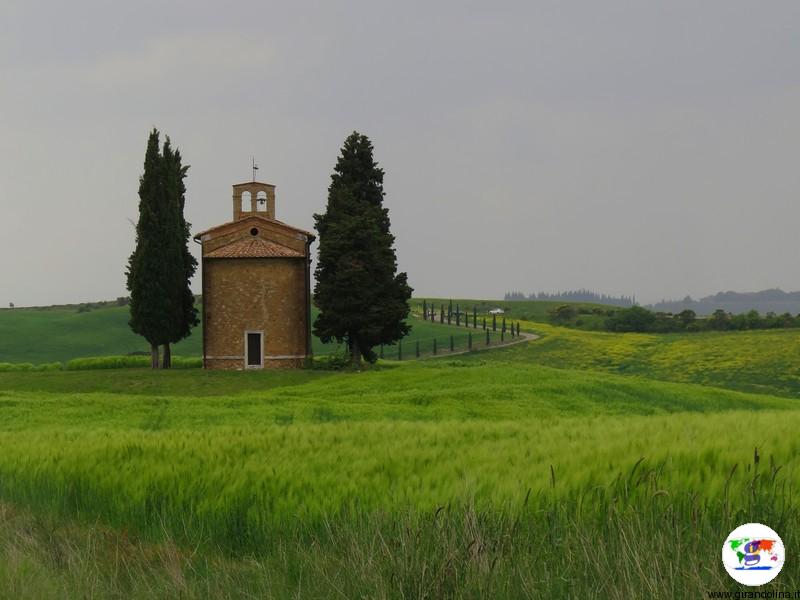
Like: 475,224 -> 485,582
193,180 -> 314,369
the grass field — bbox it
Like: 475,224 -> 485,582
1,299 -> 799,597
0,364 -> 795,526
505,320 -> 800,398
0,303 -> 477,365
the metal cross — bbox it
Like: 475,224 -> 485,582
252,157 -> 259,182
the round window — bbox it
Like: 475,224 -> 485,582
250,228 -> 259,236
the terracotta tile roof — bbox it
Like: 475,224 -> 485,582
194,215 -> 314,239
204,237 -> 304,259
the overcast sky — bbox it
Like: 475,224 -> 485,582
2,1 -> 799,307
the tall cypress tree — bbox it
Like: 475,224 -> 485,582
313,131 -> 412,365
126,129 -> 172,368
161,139 -> 198,368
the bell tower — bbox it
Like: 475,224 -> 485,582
232,181 -> 276,221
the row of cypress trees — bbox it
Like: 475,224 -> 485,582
126,129 -> 198,368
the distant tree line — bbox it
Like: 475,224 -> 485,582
597,306 -> 800,333
548,304 -> 614,324
505,289 -> 635,307
649,288 -> 800,317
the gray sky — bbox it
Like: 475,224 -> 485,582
2,1 -> 799,307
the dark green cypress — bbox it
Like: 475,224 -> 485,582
126,129 -> 173,369
313,132 -> 412,366
160,139 -> 199,368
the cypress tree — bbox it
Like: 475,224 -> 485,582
126,129 -> 172,368
313,132 -> 412,365
160,139 -> 199,368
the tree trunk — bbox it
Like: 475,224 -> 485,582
350,338 -> 362,367
150,343 -> 160,369
162,343 -> 171,369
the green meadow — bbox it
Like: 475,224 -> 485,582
0,303 -> 476,365
0,300 -> 799,597
509,320 -> 800,398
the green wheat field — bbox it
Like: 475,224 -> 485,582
0,300 -> 798,598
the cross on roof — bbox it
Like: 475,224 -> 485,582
252,157 -> 259,182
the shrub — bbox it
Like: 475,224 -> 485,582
605,306 -> 657,333
549,304 -> 577,323
0,362 -> 63,372
34,362 -> 63,371
0,363 -> 36,372
65,356 -> 201,370
313,350 -> 357,371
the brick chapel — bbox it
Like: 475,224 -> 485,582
193,180 -> 314,369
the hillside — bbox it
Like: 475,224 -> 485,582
0,302 -> 475,364
1,346 -> 798,596
503,320 -> 800,398
2,299 -> 799,596
412,297 -> 612,330
5,297 -> 800,399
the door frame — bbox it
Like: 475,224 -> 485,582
244,330 -> 264,369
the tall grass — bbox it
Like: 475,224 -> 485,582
1,413 -> 797,553
0,359 -> 797,557
1,452 -> 796,598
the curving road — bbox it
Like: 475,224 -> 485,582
413,319 -> 539,360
